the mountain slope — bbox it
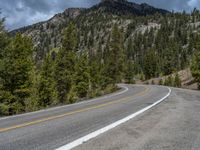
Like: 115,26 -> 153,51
10,0 -> 200,81
92,0 -> 168,16
11,8 -> 84,61
11,0 -> 169,62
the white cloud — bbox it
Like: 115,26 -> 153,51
188,0 -> 200,9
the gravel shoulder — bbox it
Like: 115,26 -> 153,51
75,88 -> 200,150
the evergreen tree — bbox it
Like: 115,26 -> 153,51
88,58 -> 106,97
125,60 -> 135,83
163,46 -> 174,75
25,68 -> 39,112
0,34 -> 34,115
54,22 -> 77,103
0,16 -> 8,59
126,38 -> 134,60
62,22 -> 77,51
143,49 -> 158,79
37,54 -> 58,108
74,53 -> 90,98
0,17 -> 9,115
191,51 -> 200,89
105,24 -> 125,84
174,73 -> 181,87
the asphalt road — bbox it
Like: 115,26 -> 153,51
75,87 -> 200,150
0,84 -> 171,150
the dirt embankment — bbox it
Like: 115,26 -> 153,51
137,68 -> 198,90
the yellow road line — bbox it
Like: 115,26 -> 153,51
0,86 -> 149,133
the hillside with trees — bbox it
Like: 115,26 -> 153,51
11,0 -> 200,78
0,18 -> 123,116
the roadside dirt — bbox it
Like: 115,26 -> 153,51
137,68 -> 198,90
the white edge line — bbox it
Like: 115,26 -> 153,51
0,85 -> 129,121
56,87 -> 171,150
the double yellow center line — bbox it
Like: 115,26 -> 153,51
0,86 -> 149,133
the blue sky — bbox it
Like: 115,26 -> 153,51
0,0 -> 199,30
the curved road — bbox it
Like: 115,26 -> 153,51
0,85 -> 171,150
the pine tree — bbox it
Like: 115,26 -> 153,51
0,34 -> 34,115
126,38 -> 134,60
0,17 -> 9,115
191,51 -> 200,89
125,60 -> 135,83
62,22 -> 77,51
104,24 -> 125,84
88,57 -> 107,98
174,73 -> 181,87
143,49 -> 158,79
37,54 -> 58,108
74,53 -> 90,98
25,68 -> 39,112
163,46 -> 174,75
54,22 -> 77,103
0,16 -> 8,59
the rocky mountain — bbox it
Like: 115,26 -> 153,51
11,8 -> 84,61
93,0 -> 168,16
11,0 -> 169,63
